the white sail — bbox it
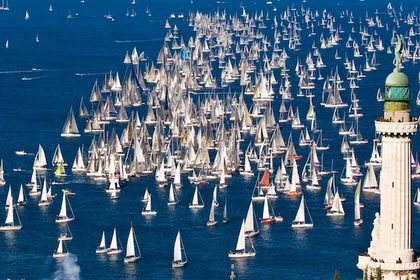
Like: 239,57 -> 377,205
244,201 -> 256,233
5,185 -> 12,208
235,219 -> 246,251
294,195 -> 306,223
56,239 -> 64,254
61,107 -> 80,137
99,231 -> 106,248
58,191 -> 68,217
262,196 -> 270,219
17,184 -> 25,204
5,198 -> 14,224
110,228 -> 119,250
126,226 -> 136,257
354,180 -> 362,222
173,231 -> 182,262
168,184 -> 177,204
145,194 -> 152,211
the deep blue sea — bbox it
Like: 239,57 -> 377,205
0,0 -> 419,279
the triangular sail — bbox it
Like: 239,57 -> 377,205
235,220 -> 246,251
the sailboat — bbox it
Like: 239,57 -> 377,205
5,40 -> 8,49
172,231 -> 188,268
29,179 -> 41,196
222,197 -> 229,223
0,159 -> 5,186
71,148 -> 86,172
244,201 -> 259,237
107,228 -> 123,255
0,198 -> 22,231
124,224 -> 141,263
141,194 -> 157,216
96,230 -> 107,254
167,184 -> 178,206
35,34 -> 40,43
260,196 -> 275,225
240,154 -> 254,176
211,186 -> 219,207
189,187 -> 204,209
61,107 -> 80,137
55,190 -> 75,223
17,184 -> 26,206
354,180 -> 363,226
58,225 -> 73,241
24,10 -> 29,20
291,195 -> 313,228
141,188 -> 150,203
52,239 -> 69,258
413,188 -> 420,206
207,203 -> 217,226
326,191 -> 345,216
33,144 -> 47,170
5,185 -> 12,209
38,179 -> 52,206
362,164 -> 379,193
54,162 -> 66,177
228,219 -> 256,258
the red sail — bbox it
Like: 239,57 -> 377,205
259,169 -> 270,186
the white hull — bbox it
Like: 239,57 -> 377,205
292,222 -> 313,228
124,256 -> 141,263
172,260 -> 187,268
207,221 -> 218,227
53,252 -> 69,258
305,185 -> 321,190
38,200 -> 52,207
96,247 -> 107,254
189,204 -> 204,209
354,219 -> 363,226
61,133 -> 81,138
244,230 -> 259,238
0,225 -> 22,231
326,211 -> 344,216
141,210 -> 157,216
55,216 -> 75,223
107,248 -> 123,255
228,251 -> 256,258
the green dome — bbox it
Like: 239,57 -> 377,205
385,69 -> 409,88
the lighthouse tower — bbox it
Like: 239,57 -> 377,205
357,36 -> 420,279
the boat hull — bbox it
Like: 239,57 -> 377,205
228,251 -> 256,258
53,252 -> 69,258
172,260 -> 187,268
0,225 -> 22,231
124,256 -> 141,263
292,222 -> 313,228
55,217 -> 75,224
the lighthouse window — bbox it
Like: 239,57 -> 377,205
392,182 -> 394,188
391,224 -> 393,229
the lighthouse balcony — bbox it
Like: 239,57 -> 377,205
375,118 -> 418,136
357,254 -> 420,271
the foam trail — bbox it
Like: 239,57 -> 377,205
0,69 -> 42,74
21,75 -> 49,81
53,253 -> 81,280
75,72 -> 104,76
114,38 -> 161,43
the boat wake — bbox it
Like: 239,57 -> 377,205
21,75 -> 49,81
53,253 -> 81,280
0,68 -> 45,75
75,72 -> 105,76
114,38 -> 161,43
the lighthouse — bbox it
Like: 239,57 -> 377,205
357,35 -> 420,279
